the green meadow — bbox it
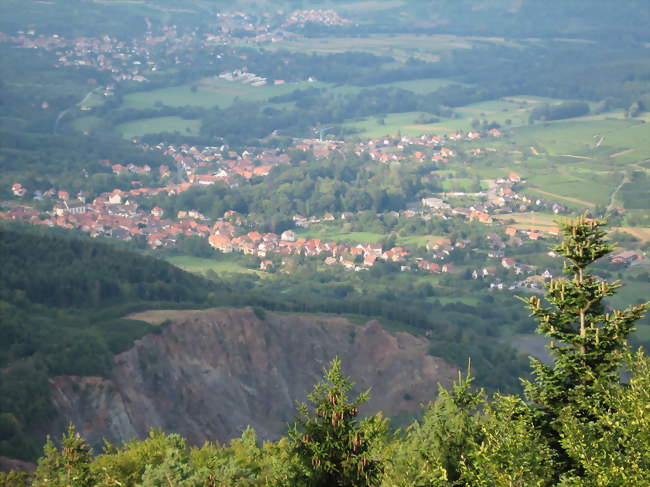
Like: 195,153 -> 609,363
345,111 -> 465,138
263,33 -> 515,62
121,78 -> 328,110
166,255 -> 266,277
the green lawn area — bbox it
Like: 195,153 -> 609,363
344,112 -> 466,138
440,178 -> 478,192
121,79 -> 328,110
523,172 -> 613,207
455,98 -> 535,128
396,234 -> 444,247
166,255 -> 265,277
263,34 -> 512,62
343,96 -> 552,138
116,116 -> 201,138
510,118 -> 650,161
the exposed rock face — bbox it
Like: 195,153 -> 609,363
50,308 -> 456,450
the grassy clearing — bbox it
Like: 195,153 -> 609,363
455,98 -> 540,128
345,111 -> 464,138
525,187 -> 599,208
262,34 -> 472,61
263,34 -> 517,62
493,212 -> 561,231
343,96 -> 562,137
397,234 -> 445,247
510,118 -> 650,161
116,116 -> 201,138
166,255 -> 265,277
121,79 -> 325,110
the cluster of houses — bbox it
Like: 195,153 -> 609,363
4,124 -> 647,284
208,217 -> 411,272
1,187 -> 211,248
2,7 -> 347,96
354,129 -> 503,165
283,9 -> 352,27
157,142 -> 292,183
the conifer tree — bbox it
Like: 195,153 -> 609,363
382,372 -> 483,487
289,358 -> 387,487
522,216 -> 648,476
32,425 -> 95,487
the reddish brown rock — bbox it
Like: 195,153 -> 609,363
50,308 -> 456,450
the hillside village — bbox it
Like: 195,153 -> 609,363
0,8 -> 348,92
4,127 -> 646,290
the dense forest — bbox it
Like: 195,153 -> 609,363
2,218 -> 648,487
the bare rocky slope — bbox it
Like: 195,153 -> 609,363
49,307 -> 457,450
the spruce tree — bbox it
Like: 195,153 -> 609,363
522,216 -> 648,476
32,425 -> 95,487
289,358 -> 386,487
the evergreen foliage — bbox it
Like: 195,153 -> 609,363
290,358 -> 387,487
4,217 -> 650,486
522,216 -> 648,478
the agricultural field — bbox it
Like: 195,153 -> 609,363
166,255 -> 265,277
509,118 -> 650,161
263,33 -> 515,62
493,212 -> 560,233
121,78 -> 328,110
116,116 -> 201,138
344,111 -> 464,137
296,225 -> 446,249
397,234 -> 445,247
344,96 -> 559,138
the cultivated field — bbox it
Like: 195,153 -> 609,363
264,34 -> 518,62
121,78 -> 324,110
166,255 -> 265,277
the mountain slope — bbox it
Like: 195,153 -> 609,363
49,307 -> 457,450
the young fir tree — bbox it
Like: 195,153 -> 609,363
522,216 -> 649,477
32,425 -> 95,487
382,372 -> 484,487
289,358 -> 387,487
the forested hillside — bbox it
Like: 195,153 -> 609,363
0,226 -> 220,459
2,218 -> 648,487
0,225 -> 532,461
